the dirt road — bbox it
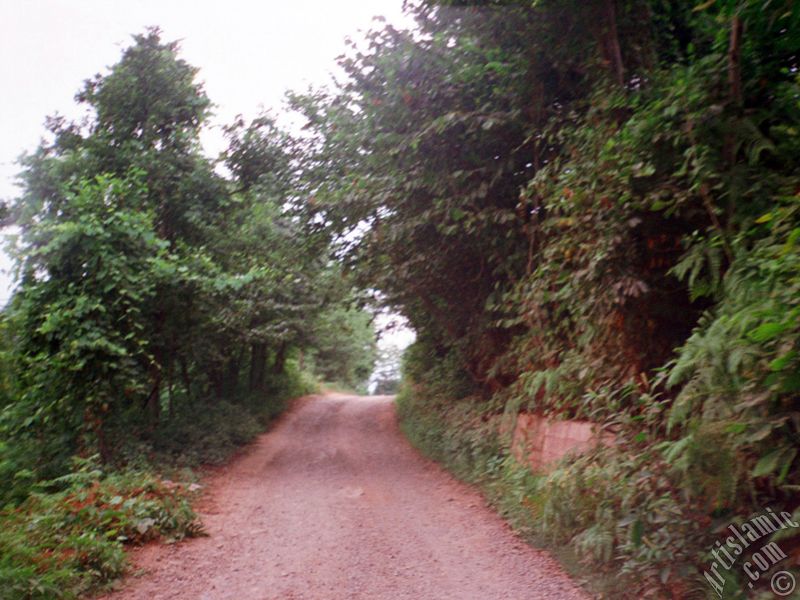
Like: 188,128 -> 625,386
101,394 -> 588,600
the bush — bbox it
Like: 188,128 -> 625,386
104,360 -> 316,470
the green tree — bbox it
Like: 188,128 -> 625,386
309,304 -> 377,391
371,343 -> 404,395
9,173 -> 164,463
4,29 -> 376,472
13,29 -> 228,424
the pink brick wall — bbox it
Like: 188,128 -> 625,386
510,413 -> 615,471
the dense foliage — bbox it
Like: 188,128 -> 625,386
2,1 -> 798,596
294,1 -> 800,597
0,29 -> 376,596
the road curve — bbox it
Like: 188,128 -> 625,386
100,394 -> 589,600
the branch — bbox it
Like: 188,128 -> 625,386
728,15 -> 743,107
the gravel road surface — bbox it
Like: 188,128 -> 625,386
99,393 -> 589,600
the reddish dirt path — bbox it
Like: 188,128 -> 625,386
99,393 -> 589,600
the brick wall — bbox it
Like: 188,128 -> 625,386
510,413 -> 615,471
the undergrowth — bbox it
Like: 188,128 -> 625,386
0,456 -> 200,600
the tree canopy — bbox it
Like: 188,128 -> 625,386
2,28 -> 376,478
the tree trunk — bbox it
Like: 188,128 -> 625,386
167,368 -> 175,420
724,14 -> 744,229
180,357 -> 193,404
145,376 -> 161,427
249,342 -> 267,392
598,0 -> 625,87
210,368 -> 224,401
273,341 -> 288,375
728,15 -> 743,108
86,407 -> 112,463
724,14 -> 744,167
96,423 -> 111,464
148,307 -> 166,424
223,348 -> 244,398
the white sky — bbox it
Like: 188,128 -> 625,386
0,0 -> 416,349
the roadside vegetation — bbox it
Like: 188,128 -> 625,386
0,30 -> 375,598
293,1 -> 800,597
2,1 -> 799,598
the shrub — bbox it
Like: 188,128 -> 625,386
0,456 -> 201,599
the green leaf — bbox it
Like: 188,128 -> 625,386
769,350 -> 797,372
746,424 -> 774,443
779,371 -> 800,393
782,228 -> 800,255
724,422 -> 747,435
631,519 -> 644,546
748,322 -> 787,343
753,448 -> 792,478
754,212 -> 773,224
778,449 -> 797,483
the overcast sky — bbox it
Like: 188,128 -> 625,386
0,0 -> 416,348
